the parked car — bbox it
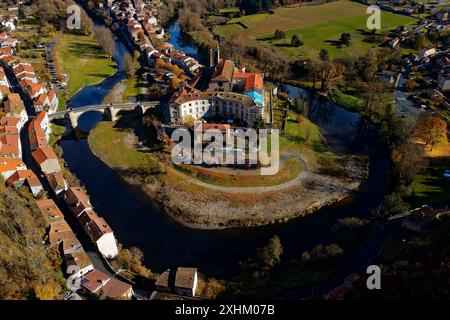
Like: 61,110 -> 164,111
444,170 -> 450,180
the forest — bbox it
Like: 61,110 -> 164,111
0,180 -> 65,300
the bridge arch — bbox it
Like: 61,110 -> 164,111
50,102 -> 160,128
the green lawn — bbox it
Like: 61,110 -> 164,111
122,77 -> 141,102
284,110 -> 333,164
219,7 -> 240,14
214,1 -> 417,59
55,32 -> 117,110
223,1 -> 370,36
331,89 -> 364,113
409,157 -> 450,207
256,12 -> 416,58
228,13 -> 269,24
88,120 -> 159,173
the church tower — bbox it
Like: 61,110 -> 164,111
209,45 -> 220,68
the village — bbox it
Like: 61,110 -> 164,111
0,0 -> 449,303
0,4 -> 202,301
108,0 -> 268,128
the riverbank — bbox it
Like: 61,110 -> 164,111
54,32 -> 117,109
87,112 -> 368,230
56,17 -> 392,277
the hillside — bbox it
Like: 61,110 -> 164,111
0,180 -> 65,300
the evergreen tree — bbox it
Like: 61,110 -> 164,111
291,34 -> 303,47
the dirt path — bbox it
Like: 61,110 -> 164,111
169,152 -> 310,193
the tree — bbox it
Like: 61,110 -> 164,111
340,32 -> 351,46
317,61 -> 346,94
123,52 -> 136,78
18,5 -> 26,20
80,9 -> 94,36
94,26 -> 116,58
111,245 -> 153,280
332,217 -> 368,235
256,235 -> 283,268
392,142 -> 428,184
319,49 -> 329,62
311,243 -> 343,261
170,76 -> 182,90
183,115 -> 196,129
405,79 -> 419,91
291,34 -> 303,47
415,33 -> 429,49
274,29 -> 286,40
380,193 -> 410,217
415,115 -> 448,151
201,278 -> 227,299
34,282 -> 60,300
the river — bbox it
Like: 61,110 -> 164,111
59,22 -> 391,278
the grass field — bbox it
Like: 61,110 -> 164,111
284,110 -> 333,163
122,77 -> 141,102
219,7 -> 240,14
55,32 -> 116,110
331,88 -> 364,113
88,120 -> 159,173
215,0 -> 417,59
409,149 -> 450,206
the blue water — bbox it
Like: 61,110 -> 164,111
60,22 -> 391,278
166,22 -> 207,65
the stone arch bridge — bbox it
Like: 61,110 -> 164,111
48,102 -> 160,128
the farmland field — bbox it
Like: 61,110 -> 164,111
214,0 -> 418,58
225,0 -> 369,37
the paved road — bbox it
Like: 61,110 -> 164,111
395,70 -> 421,118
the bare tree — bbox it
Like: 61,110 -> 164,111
123,52 -> 136,78
95,26 -> 116,58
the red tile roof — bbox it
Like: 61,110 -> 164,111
31,146 -> 58,165
4,93 -> 24,114
0,158 -> 26,174
27,83 -> 46,97
84,216 -> 114,241
81,270 -> 132,299
36,199 -> 65,222
64,187 -> 92,216
13,64 -> 34,75
0,116 -> 20,128
0,84 -> 10,95
211,59 -> 234,82
28,115 -> 48,151
6,169 -> 41,188
1,55 -> 20,66
19,78 -> 35,89
200,123 -> 231,133
233,72 -> 264,92
0,124 -> 19,157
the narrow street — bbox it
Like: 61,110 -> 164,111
395,70 -> 421,118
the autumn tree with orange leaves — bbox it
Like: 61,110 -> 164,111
415,115 -> 448,151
